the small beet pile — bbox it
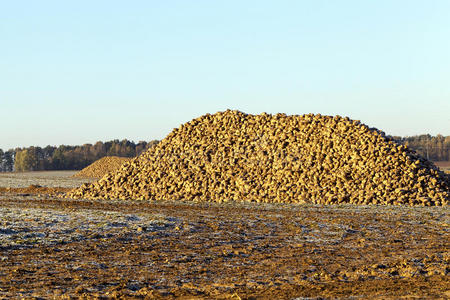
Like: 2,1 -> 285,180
67,110 -> 449,206
72,156 -> 132,178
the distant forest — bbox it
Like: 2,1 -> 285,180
0,139 -> 159,172
392,134 -> 450,161
0,135 -> 449,172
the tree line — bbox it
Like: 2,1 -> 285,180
0,139 -> 159,172
0,135 -> 449,172
391,134 -> 450,161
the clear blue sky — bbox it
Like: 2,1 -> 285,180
1,0 -> 449,150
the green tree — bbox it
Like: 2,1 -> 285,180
4,150 -> 14,172
0,149 -> 4,171
51,146 -> 68,170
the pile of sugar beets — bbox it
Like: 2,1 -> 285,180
67,110 -> 449,206
72,156 -> 132,178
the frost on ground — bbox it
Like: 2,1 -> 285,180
0,171 -> 94,188
0,171 -> 448,299
0,207 -> 178,250
0,196 -> 448,299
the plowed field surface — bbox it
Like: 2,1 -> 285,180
0,172 -> 448,299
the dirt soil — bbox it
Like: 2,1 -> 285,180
434,161 -> 450,174
0,171 -> 95,188
0,172 -> 448,299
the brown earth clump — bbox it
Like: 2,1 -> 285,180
67,110 -> 449,206
72,156 -> 132,178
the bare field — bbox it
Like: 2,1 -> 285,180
0,171 -> 95,188
0,172 -> 448,299
434,161 -> 450,173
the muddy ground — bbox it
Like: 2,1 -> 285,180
0,172 -> 448,299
